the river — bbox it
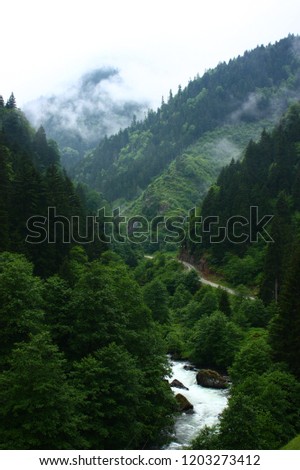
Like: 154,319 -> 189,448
166,358 -> 228,449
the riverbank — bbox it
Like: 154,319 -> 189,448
166,358 -> 228,449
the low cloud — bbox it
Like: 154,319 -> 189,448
24,67 -> 149,158
230,92 -> 263,123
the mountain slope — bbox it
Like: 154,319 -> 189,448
184,102 -> 300,299
0,99 -> 106,277
126,120 -> 275,218
74,35 -> 300,216
24,68 -> 147,172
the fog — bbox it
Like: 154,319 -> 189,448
24,67 -> 149,160
2,0 -> 300,111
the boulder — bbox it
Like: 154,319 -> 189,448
196,369 -> 228,389
170,378 -> 189,390
183,364 -> 196,371
175,393 -> 194,413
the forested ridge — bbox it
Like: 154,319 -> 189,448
0,93 -> 109,278
24,67 -> 147,173
181,102 -> 300,449
1,36 -> 300,451
74,35 -> 300,215
0,99 -> 176,449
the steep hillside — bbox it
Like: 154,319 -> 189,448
0,96 -> 106,277
24,68 -> 147,172
182,103 -> 300,450
0,97 -> 175,451
74,35 -> 300,216
127,121 -> 275,218
184,102 -> 300,303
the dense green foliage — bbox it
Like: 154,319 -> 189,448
185,102 -> 300,295
192,370 -> 300,450
0,251 -> 176,450
2,36 -> 300,451
24,68 -> 146,173
74,36 -> 300,212
184,102 -> 300,450
128,100 -> 300,451
126,123 -> 273,220
135,255 -> 300,449
0,102 -> 175,450
0,103 -> 107,277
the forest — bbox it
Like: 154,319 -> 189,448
0,35 -> 300,451
0,97 -> 176,449
73,35 -> 300,211
183,103 -> 300,449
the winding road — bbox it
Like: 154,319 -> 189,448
145,255 -> 255,300
181,260 -> 255,300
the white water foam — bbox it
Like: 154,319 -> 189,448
166,359 -> 228,449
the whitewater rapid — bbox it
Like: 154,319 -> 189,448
166,359 -> 228,449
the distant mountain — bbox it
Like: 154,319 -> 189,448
72,35 -> 300,218
24,67 -> 148,172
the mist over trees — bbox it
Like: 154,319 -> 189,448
24,67 -> 148,172
73,36 -> 300,208
0,102 -> 176,449
1,35 -> 300,451
183,101 -> 300,450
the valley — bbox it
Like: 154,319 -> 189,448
0,34 -> 300,451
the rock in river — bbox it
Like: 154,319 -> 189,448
170,378 -> 189,390
183,364 -> 196,371
175,393 -> 194,413
196,369 -> 228,389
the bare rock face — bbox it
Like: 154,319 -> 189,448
196,369 -> 228,389
175,393 -> 194,413
170,379 -> 189,390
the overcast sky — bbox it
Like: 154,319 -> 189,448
1,0 -> 300,108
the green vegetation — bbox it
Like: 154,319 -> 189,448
0,101 -> 107,277
132,251 -> 300,450
24,68 -> 146,173
282,435 -> 300,450
126,122 -> 274,220
74,36 -> 300,222
1,36 -> 300,451
0,103 -> 175,449
186,103 -> 300,296
0,251 -> 176,450
184,102 -> 300,450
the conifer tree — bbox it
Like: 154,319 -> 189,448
260,192 -> 292,304
269,239 -> 300,378
5,93 -> 16,109
0,147 -> 10,251
219,290 -> 232,317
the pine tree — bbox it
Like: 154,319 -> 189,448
33,125 -> 48,169
0,95 -> 4,108
219,290 -> 232,317
0,147 -> 10,251
5,93 -> 16,109
269,239 -> 300,378
260,192 -> 292,304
